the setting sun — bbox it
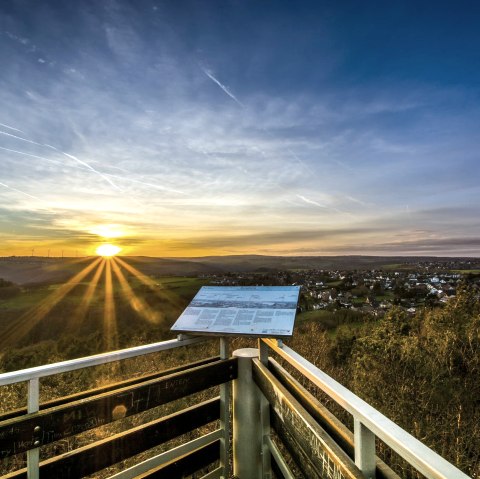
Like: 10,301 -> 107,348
96,244 -> 122,257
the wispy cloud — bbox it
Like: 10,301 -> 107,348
0,130 -> 43,146
0,2 -> 479,256
45,145 -> 123,192
0,181 -> 39,200
296,194 -> 326,208
0,129 -> 124,192
201,67 -> 244,107
0,122 -> 24,133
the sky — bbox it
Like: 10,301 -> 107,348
1,0 -> 479,257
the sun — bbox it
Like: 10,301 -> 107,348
96,244 -> 122,257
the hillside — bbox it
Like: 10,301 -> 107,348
1,254 -> 477,285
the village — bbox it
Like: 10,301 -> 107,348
201,260 -> 480,317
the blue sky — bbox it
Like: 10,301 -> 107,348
1,0 -> 479,256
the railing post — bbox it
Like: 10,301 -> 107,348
27,378 -> 40,479
219,337 -> 231,479
232,348 -> 262,479
259,340 -> 272,479
354,418 -> 376,478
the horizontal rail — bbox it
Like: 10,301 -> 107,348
0,356 -> 220,423
135,440 -> 220,479
268,357 -> 400,479
263,338 -> 470,479
0,335 -> 207,386
109,429 -> 223,479
3,398 -> 220,479
253,358 -> 363,479
266,435 -> 296,479
0,358 -> 237,456
200,466 -> 223,479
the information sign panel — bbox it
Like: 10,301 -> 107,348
171,286 -> 300,337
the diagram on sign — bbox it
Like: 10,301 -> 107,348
171,286 -> 300,337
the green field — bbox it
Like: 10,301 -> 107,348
0,274 -> 208,353
451,269 -> 480,274
0,287 -> 51,311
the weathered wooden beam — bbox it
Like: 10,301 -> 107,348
0,358 -> 237,457
0,356 -> 220,423
134,440 -> 220,478
252,359 -> 363,479
3,398 -> 220,479
271,409 -> 317,479
268,358 -> 400,479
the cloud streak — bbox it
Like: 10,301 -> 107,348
0,122 -> 24,133
296,195 -> 326,208
0,2 -> 479,256
201,67 -> 244,107
0,181 -> 39,200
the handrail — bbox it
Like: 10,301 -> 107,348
262,338 -> 470,479
0,335 -> 207,386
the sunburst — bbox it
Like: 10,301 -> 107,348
96,244 -> 122,257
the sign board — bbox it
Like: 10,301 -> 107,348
171,286 -> 300,337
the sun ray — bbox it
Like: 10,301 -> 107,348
114,257 -> 185,310
0,257 -> 103,348
103,259 -> 118,353
110,257 -> 162,324
65,259 -> 106,334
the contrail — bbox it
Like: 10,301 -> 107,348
0,122 -> 24,133
296,194 -> 326,208
45,145 -> 123,192
0,146 -> 186,196
288,149 -> 316,176
297,194 -> 348,215
0,130 -> 43,146
0,181 -> 39,200
346,195 -> 367,206
201,67 -> 244,107
0,146 -> 66,167
0,129 -> 122,191
104,173 -> 187,195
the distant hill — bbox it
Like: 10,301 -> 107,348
0,254 -> 475,285
0,256 -> 220,285
170,254 -> 473,272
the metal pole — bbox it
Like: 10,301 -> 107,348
233,348 -> 262,479
219,337 -> 231,479
354,418 -> 376,478
259,340 -> 272,478
27,378 -> 40,479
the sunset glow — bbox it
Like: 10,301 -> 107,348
96,244 -> 122,257
0,2 -> 479,257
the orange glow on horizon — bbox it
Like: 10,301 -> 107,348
96,244 -> 122,257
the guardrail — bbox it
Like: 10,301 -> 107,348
0,336 -> 235,479
0,336 -> 471,479
255,338 -> 471,479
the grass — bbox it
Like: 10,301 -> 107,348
451,269 -> 480,274
376,292 -> 394,301
297,310 -> 333,322
326,280 -> 343,287
326,321 -> 368,338
0,287 -> 51,311
383,263 -> 415,271
155,276 -> 208,299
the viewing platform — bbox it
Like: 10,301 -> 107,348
0,336 -> 470,479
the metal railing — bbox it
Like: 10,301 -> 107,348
0,336 -> 472,479
256,338 -> 471,479
0,335 -> 233,479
